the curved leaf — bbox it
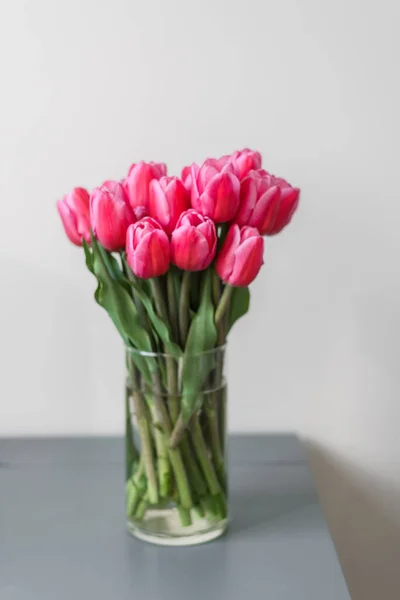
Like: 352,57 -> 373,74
180,270 -> 217,421
228,286 -> 250,332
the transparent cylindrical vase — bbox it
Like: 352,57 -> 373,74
125,346 -> 227,546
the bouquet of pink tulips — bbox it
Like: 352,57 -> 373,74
57,148 -> 300,538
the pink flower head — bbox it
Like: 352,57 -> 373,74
124,161 -> 167,220
181,165 -> 193,192
191,159 -> 240,223
216,224 -> 264,287
148,176 -> 190,235
126,217 -> 170,279
57,187 -> 91,246
90,181 -> 135,251
229,148 -> 262,180
171,209 -> 217,271
236,170 -> 299,235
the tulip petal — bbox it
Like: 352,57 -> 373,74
149,179 -> 170,231
249,187 -> 280,234
171,226 -> 211,271
57,200 -> 81,245
204,172 -> 240,222
235,177 -> 257,226
229,236 -> 264,286
270,187 -> 300,234
130,231 -> 170,278
125,162 -> 154,216
216,224 -> 241,281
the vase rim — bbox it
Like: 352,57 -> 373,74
125,343 -> 227,359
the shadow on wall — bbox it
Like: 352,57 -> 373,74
306,442 -> 400,600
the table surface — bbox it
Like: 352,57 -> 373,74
0,435 -> 350,600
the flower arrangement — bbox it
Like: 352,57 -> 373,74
57,148 -> 300,544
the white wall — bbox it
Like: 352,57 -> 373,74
1,0 -> 399,597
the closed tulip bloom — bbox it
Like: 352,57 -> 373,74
216,224 -> 264,287
181,165 -> 193,192
90,181 -> 134,251
235,170 -> 300,236
126,217 -> 170,278
124,161 -> 167,220
148,176 -> 190,235
191,160 -> 240,223
267,175 -> 300,235
229,148 -> 262,180
171,209 -> 217,271
57,187 -> 91,246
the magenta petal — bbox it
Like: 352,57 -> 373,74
149,179 -> 170,231
57,201 -> 81,245
235,178 -> 257,226
216,224 -> 240,282
229,236 -> 264,286
271,188 -> 300,234
171,227 -> 210,271
249,187 -> 280,232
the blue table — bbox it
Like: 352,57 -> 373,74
0,435 -> 350,599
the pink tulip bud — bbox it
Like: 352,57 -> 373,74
216,224 -> 264,287
57,187 -> 91,246
191,160 -> 240,223
90,181 -> 134,252
229,148 -> 262,180
171,209 -> 217,271
124,161 -> 167,220
181,165 -> 194,192
148,176 -> 190,235
126,217 -> 170,278
235,170 -> 300,235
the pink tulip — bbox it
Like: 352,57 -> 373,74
90,181 -> 134,252
216,224 -> 264,287
191,160 -> 240,223
124,161 -> 167,220
171,209 -> 217,271
148,176 -> 190,235
126,217 -> 170,278
57,187 -> 91,246
181,165 -> 193,192
235,170 -> 300,235
229,148 -> 262,180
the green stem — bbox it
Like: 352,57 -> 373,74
150,277 -> 169,322
125,379 -> 138,480
148,403 -> 171,498
168,414 -> 187,449
177,505 -> 192,527
214,284 -> 233,329
126,459 -> 145,517
135,491 -> 149,520
132,389 -> 158,505
167,270 -> 180,344
191,415 -> 222,496
212,267 -> 221,309
205,399 -> 225,487
151,371 -> 193,510
122,255 -> 152,338
179,271 -> 191,346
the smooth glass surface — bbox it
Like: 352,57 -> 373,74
125,346 -> 228,546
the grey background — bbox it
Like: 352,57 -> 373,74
0,1 -> 399,598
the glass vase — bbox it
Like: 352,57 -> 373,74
125,346 -> 227,546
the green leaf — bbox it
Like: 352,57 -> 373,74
228,286 -> 250,332
82,239 -> 94,274
128,278 -> 182,358
90,237 -> 156,381
180,270 -> 218,422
